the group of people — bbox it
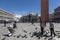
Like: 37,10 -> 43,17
3,20 -> 56,37
4,21 -> 17,28
40,22 -> 56,37
4,21 -> 17,37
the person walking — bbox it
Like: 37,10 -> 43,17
49,22 -> 56,37
13,21 -> 17,28
40,22 -> 45,37
4,20 -> 6,27
31,19 -> 34,24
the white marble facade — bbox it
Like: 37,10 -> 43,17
0,9 -> 16,21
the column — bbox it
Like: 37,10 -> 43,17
41,0 -> 49,22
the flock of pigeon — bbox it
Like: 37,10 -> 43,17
0,23 -> 60,40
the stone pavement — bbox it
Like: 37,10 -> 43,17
0,23 -> 60,40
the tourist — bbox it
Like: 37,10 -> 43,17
13,21 -> 17,28
7,27 -> 15,36
31,19 -> 34,24
49,22 -> 56,37
40,22 -> 44,37
3,26 -> 15,37
44,22 -> 46,27
4,20 -> 6,27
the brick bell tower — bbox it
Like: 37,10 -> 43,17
41,0 -> 49,22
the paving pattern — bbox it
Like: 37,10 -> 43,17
0,23 -> 60,40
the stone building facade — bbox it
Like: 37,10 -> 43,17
0,9 -> 16,22
49,6 -> 60,22
19,13 -> 40,23
54,6 -> 60,22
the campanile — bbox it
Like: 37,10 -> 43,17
41,0 -> 49,22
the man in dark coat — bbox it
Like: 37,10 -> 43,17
4,20 -> 6,27
40,22 -> 45,37
13,21 -> 17,28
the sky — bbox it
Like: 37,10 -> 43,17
0,0 -> 60,16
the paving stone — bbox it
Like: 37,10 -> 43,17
0,23 -> 60,40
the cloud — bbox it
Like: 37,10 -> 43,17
16,15 -> 22,18
13,11 -> 28,18
38,15 -> 40,16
